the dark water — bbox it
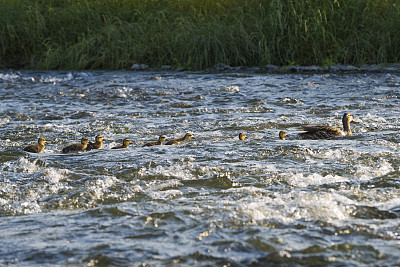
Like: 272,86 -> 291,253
0,70 -> 399,266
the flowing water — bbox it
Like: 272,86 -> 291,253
0,70 -> 399,266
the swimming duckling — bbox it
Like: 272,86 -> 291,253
143,135 -> 167,147
111,138 -> 131,149
239,133 -> 246,141
279,131 -> 288,140
23,137 -> 46,153
86,135 -> 103,151
62,137 -> 90,153
299,113 -> 357,140
165,133 -> 194,145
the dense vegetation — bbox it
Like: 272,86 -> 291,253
1,0 -> 400,70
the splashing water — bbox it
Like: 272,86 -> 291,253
0,70 -> 399,266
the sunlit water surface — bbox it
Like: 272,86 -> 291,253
0,70 -> 399,266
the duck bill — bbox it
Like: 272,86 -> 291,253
351,120 -> 359,124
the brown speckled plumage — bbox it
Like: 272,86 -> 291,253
299,113 -> 357,140
86,135 -> 103,151
23,138 -> 46,153
143,135 -> 167,147
165,133 -> 194,145
62,138 -> 90,153
111,138 -> 131,149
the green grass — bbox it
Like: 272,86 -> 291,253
1,0 -> 399,70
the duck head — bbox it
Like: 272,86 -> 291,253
279,131 -> 288,140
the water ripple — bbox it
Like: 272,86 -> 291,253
0,70 -> 399,265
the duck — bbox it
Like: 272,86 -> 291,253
86,135 -> 103,151
279,131 -> 288,140
239,133 -> 246,141
165,133 -> 194,145
23,137 -> 46,153
62,137 -> 90,153
143,135 -> 167,147
111,138 -> 131,149
299,113 -> 357,139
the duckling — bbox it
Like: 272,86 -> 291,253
279,131 -> 288,140
111,138 -> 131,149
143,135 -> 167,147
239,133 -> 246,141
86,135 -> 103,151
23,137 -> 46,153
62,137 -> 90,153
165,133 -> 194,145
299,113 -> 357,139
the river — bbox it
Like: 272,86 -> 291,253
0,70 -> 399,266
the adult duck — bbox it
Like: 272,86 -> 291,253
299,113 -> 357,139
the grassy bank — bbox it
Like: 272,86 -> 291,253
1,0 -> 400,70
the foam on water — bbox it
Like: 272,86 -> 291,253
137,161 -> 210,181
84,175 -> 119,203
217,85 -> 240,92
7,199 -> 43,215
378,197 -> 400,210
297,191 -> 352,221
3,157 -> 41,173
42,168 -> 69,190
284,172 -> 349,187
281,158 -> 395,188
0,156 -> 75,215
234,188 -> 353,223
39,72 -> 75,83
147,187 -> 184,200
305,147 -> 351,160
354,159 -> 394,180
0,72 -> 21,81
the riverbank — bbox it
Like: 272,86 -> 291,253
1,0 -> 400,70
130,63 -> 400,74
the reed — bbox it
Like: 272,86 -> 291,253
1,0 -> 399,70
